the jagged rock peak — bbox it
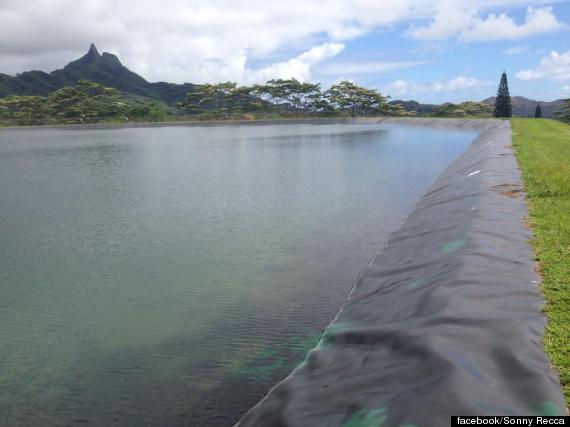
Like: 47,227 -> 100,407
88,43 -> 100,57
62,43 -> 102,70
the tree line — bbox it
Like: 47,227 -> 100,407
0,78 -> 408,125
1,76 -> 569,126
433,101 -> 493,118
0,80 -> 166,125
175,79 -> 406,117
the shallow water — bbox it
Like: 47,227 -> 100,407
0,122 -> 475,426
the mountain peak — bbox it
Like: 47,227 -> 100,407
63,43 -> 101,71
88,43 -> 100,57
2,44 -> 194,103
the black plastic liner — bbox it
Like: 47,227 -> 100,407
237,119 -> 566,427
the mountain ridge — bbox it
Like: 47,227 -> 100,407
0,44 -> 195,104
391,96 -> 565,117
388,100 -> 438,115
481,96 -> 564,118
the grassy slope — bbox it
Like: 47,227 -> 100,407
511,118 -> 570,404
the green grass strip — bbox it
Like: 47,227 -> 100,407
511,118 -> 570,406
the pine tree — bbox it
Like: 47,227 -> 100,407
493,72 -> 512,118
534,102 -> 542,118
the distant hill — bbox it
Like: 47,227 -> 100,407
481,96 -> 565,118
0,44 -> 194,104
390,96 -> 566,118
389,100 -> 438,115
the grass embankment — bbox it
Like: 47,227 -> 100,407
512,118 -> 570,404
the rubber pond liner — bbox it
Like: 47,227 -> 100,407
237,119 -> 567,427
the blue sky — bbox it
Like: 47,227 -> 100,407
1,0 -> 569,103
316,2 -> 570,102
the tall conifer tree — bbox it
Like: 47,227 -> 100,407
493,72 -> 512,118
534,102 -> 542,118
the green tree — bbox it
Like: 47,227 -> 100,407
204,82 -> 238,112
128,101 -> 167,121
261,79 -> 293,109
175,89 -> 205,114
250,84 -> 276,113
558,99 -> 570,123
383,103 -> 411,116
177,82 -> 239,114
227,85 -> 258,112
0,95 -> 52,125
298,82 -> 323,112
493,72 -> 512,118
534,103 -> 542,118
326,81 -> 363,116
434,101 -> 493,117
0,81 -> 129,125
258,79 -> 321,112
0,98 -> 7,120
48,80 -> 128,123
177,79 -> 324,115
325,81 -> 390,117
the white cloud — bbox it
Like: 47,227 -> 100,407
322,60 -> 427,75
409,5 -> 566,41
516,50 -> 570,81
0,0 -> 566,83
408,1 -> 474,41
388,76 -> 486,94
245,43 -> 345,83
463,7 -> 566,41
391,76 -> 479,93
173,43 -> 345,84
504,46 -> 530,55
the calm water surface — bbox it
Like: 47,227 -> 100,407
0,122 -> 475,426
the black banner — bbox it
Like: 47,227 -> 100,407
452,416 -> 569,426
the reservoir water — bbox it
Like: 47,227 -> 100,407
0,122 -> 475,426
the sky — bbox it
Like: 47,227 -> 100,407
0,0 -> 569,102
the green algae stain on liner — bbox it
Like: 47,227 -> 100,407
343,408 -> 388,427
441,238 -> 466,254
227,332 -> 321,381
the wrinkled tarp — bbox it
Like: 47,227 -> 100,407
237,119 -> 566,427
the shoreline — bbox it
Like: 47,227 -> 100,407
0,117 -> 361,131
238,118 -> 567,426
0,116 -> 497,132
